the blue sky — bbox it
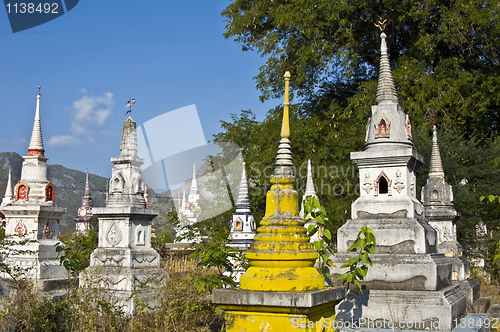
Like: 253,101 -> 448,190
0,1 -> 279,180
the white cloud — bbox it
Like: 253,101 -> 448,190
71,92 -> 114,134
47,91 -> 114,148
47,135 -> 80,147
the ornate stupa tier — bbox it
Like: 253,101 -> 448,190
230,162 -> 256,246
239,72 -> 323,292
107,117 -> 147,208
351,33 -> 424,220
364,33 -> 415,149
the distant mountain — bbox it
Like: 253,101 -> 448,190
0,152 -> 176,234
0,152 -> 107,233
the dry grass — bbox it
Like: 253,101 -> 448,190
0,270 -> 223,332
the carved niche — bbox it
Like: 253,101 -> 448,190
405,114 -> 413,140
375,114 -> 390,138
374,170 -> 392,196
45,181 -> 54,202
15,180 -> 29,201
111,174 -> 124,193
136,225 -> 145,246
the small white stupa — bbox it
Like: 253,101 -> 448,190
299,159 -> 319,242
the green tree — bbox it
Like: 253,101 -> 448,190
222,0 -> 500,138
57,219 -> 98,276
214,105 -> 362,242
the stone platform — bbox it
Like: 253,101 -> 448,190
213,287 -> 346,331
336,285 -> 467,331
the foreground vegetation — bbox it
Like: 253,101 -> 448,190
0,270 -> 223,332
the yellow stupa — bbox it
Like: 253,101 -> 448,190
213,72 -> 344,332
239,71 -> 324,291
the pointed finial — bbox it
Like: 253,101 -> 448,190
84,169 -> 91,197
281,71 -> 291,139
28,86 -> 45,157
429,125 -> 445,178
235,162 -> 251,213
376,33 -> 398,105
2,169 -> 13,206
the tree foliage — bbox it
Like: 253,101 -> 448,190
222,0 -> 500,138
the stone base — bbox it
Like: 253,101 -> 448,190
458,277 -> 480,305
0,253 -> 72,297
213,287 -> 345,332
81,265 -> 168,315
336,285 -> 466,331
330,253 -> 452,291
337,217 -> 437,254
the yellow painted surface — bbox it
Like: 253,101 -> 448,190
221,303 -> 337,332
239,71 -> 325,292
224,71 -> 336,330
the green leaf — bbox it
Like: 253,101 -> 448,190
354,279 -> 362,291
360,252 -> 369,263
365,232 -> 375,244
358,238 -> 367,250
313,240 -> 322,251
323,229 -> 332,241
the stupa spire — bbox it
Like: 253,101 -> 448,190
119,117 -> 138,157
2,169 -> 13,205
235,162 -> 250,213
274,71 -> 294,179
376,33 -> 398,105
429,125 -> 445,178
28,86 -> 45,157
239,71 -> 323,292
190,160 -> 197,192
84,169 -> 91,197
304,159 -> 316,196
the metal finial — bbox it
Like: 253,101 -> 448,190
125,98 -> 136,115
429,109 -> 438,126
374,18 -> 388,31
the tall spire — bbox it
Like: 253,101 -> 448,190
235,162 -> 251,213
2,169 -> 13,206
28,86 -> 45,157
429,125 -> 445,178
84,169 -> 91,197
190,160 -> 197,192
274,71 -> 294,179
376,33 -> 398,105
